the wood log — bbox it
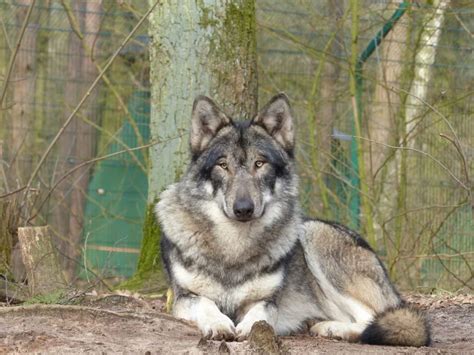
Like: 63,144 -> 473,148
17,226 -> 66,296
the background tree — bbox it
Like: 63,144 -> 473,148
5,0 -> 39,188
367,0 -> 411,266
124,0 -> 258,291
51,0 -> 103,277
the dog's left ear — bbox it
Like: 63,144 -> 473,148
252,93 -> 294,152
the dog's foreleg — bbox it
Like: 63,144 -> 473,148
235,301 -> 277,341
173,295 -> 235,340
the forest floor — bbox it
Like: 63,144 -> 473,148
0,292 -> 473,354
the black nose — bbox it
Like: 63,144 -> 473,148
233,198 -> 254,221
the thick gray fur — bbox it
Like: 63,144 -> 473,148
156,94 -> 430,346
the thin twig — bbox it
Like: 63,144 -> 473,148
60,0 -> 83,40
451,8 -> 473,38
354,136 -> 469,191
442,241 -> 473,278
439,133 -> 471,190
83,232 -> 91,284
28,139 -> 166,223
433,252 -> 472,290
0,0 -> 37,109
397,88 -> 470,189
0,186 -> 27,199
0,16 -> 13,53
0,133 -> 179,202
77,111 -> 146,173
381,200 -> 468,226
398,87 -> 462,155
21,1 -> 161,214
398,252 -> 474,259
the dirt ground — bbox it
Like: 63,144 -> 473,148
0,292 -> 472,354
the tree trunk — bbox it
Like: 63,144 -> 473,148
7,0 -> 39,189
51,0 -> 83,273
311,0 -> 345,217
125,0 -> 258,291
17,226 -> 66,296
3,0 -> 39,283
367,0 -> 410,249
66,0 -> 103,279
315,1 -> 344,176
405,0 -> 449,146
51,1 -> 103,277
391,0 -> 450,280
367,0 -> 408,181
42,0 -> 69,215
148,0 -> 258,199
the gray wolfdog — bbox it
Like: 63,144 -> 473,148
156,94 -> 430,347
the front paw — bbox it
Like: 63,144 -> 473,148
200,313 -> 236,341
236,317 -> 258,341
311,321 -> 342,340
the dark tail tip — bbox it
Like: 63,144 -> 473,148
360,306 -> 431,347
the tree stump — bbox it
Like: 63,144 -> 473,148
17,226 -> 66,296
248,320 -> 285,354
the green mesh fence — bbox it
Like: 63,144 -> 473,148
1,1 -> 472,289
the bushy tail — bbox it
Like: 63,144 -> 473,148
360,306 -> 431,347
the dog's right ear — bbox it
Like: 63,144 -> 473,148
190,96 -> 232,155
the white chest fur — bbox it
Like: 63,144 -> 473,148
172,261 -> 284,313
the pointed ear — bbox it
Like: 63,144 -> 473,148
252,93 -> 294,152
190,96 -> 232,155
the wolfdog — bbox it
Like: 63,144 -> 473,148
156,94 -> 430,346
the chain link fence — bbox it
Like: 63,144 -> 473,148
258,0 -> 473,291
0,0 -> 472,291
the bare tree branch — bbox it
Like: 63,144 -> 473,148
21,1 -> 161,218
354,136 -> 469,192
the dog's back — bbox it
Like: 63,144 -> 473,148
275,218 -> 430,346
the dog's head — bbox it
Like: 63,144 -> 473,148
186,93 -> 297,223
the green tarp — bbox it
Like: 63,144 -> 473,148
81,91 -> 150,278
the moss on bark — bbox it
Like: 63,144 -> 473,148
118,202 -> 167,293
205,0 -> 258,118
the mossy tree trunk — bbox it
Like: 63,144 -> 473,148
125,0 -> 258,292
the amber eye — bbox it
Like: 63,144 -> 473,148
218,162 -> 228,170
255,160 -> 265,168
